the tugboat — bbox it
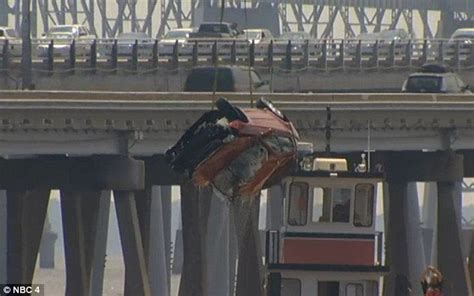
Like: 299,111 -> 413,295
265,154 -> 388,296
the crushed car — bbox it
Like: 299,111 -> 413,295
165,97 -> 299,199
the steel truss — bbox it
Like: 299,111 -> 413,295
0,0 -> 472,38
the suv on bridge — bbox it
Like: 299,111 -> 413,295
402,64 -> 471,93
184,66 -> 270,92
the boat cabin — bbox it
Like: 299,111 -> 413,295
266,157 -> 388,296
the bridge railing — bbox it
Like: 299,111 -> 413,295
1,38 -> 474,74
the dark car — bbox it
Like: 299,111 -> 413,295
184,66 -> 270,92
166,98 -> 299,199
402,64 -> 471,93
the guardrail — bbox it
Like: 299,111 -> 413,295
1,38 -> 474,75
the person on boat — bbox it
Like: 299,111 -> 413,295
420,266 -> 444,296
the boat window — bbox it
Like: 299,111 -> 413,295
312,187 -> 331,222
354,184 -> 374,227
312,187 -> 351,223
332,188 -> 351,222
346,283 -> 364,296
288,182 -> 308,226
318,281 -> 340,296
281,278 -> 301,296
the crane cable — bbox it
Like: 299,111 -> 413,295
211,0 -> 227,104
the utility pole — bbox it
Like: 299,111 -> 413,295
21,0 -> 33,90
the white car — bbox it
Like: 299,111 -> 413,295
38,25 -> 95,58
0,27 -> 19,40
243,29 -> 274,45
116,32 -> 154,57
158,28 -> 196,55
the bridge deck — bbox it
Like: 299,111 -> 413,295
1,91 -> 474,155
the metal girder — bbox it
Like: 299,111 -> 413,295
339,6 -> 355,38
3,0 -> 468,38
29,0 -> 97,36
158,0 -> 198,36
321,5 -> 339,39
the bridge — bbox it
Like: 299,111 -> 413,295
1,0 -> 474,39
0,91 -> 473,295
3,38 -> 474,91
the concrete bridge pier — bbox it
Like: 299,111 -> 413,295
382,181 -> 424,296
90,191 -> 111,296
437,176 -> 471,296
6,189 -> 50,285
178,181 -> 212,296
147,186 -> 170,296
61,190 -> 103,296
114,190 -> 151,296
422,182 -> 437,265
207,196 -> 231,296
382,151 -> 470,295
60,156 -> 148,296
233,196 -> 263,296
160,185 -> 172,295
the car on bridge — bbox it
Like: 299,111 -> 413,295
0,27 -> 18,41
37,24 -> 96,58
165,97 -> 299,199
116,32 -> 154,57
449,28 -> 474,44
158,27 -> 196,56
243,28 -> 274,45
184,66 -> 270,92
402,64 -> 471,93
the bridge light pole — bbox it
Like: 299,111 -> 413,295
21,0 -> 33,90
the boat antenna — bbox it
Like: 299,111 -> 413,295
211,0 -> 227,106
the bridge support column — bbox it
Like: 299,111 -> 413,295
383,181 -> 426,295
90,191 -> 111,296
172,228 -> 183,275
207,196 -> 231,296
160,185 -> 172,295
422,182 -> 437,265
405,183 -> 425,296
114,190 -> 151,296
148,186 -> 170,296
178,181 -> 211,296
0,190 -> 6,284
39,213 -> 57,269
234,196 -> 263,296
131,188 -> 151,295
7,189 -> 50,284
61,190 -> 102,296
382,181 -> 411,296
437,180 -> 471,295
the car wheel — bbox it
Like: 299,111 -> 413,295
215,97 -> 247,122
256,97 -> 288,121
